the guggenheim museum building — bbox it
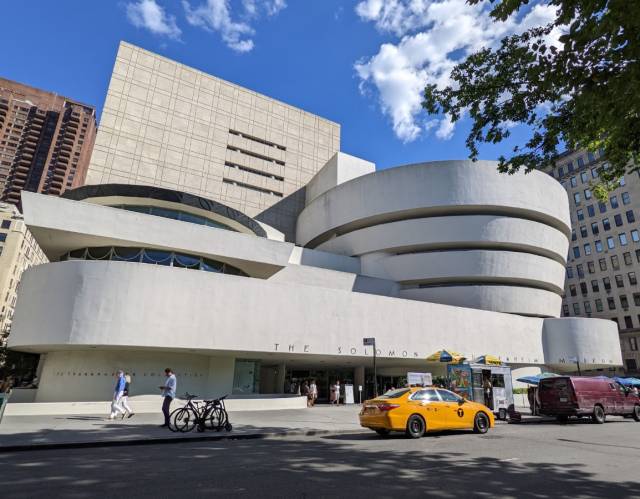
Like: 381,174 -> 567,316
7,42 -> 622,407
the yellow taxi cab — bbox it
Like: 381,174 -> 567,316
359,386 -> 494,438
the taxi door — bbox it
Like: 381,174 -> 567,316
436,389 -> 470,429
409,389 -> 445,430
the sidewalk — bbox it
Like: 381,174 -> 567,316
0,405 -> 364,452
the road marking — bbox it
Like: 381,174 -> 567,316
499,458 -> 519,462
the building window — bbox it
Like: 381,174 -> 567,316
587,204 -> 596,217
634,293 -> 640,306
584,243 -> 592,255
629,272 -> 638,285
573,246 -> 581,258
595,240 -> 603,253
603,277 -> 612,290
584,189 -> 592,200
572,229 -> 577,241
0,220 -> 10,229
570,284 -> 577,297
620,233 -> 629,246
626,210 -> 635,223
577,209 -> 584,221
611,255 -> 620,270
562,304 -> 570,316
632,230 -> 640,243
624,316 -> 633,328
558,167 -> 565,177
587,151 -> 596,163
599,202 -> 607,214
610,195 -> 619,209
573,192 -> 581,205
624,252 -> 633,266
607,236 -> 615,249
0,233 -> 6,243
584,301 -> 592,314
568,161 -> 575,172
577,264 -> 585,278
607,297 -> 616,310
587,261 -> 596,274
577,157 -> 585,168
580,171 -> 588,183
603,218 -> 611,230
627,359 -> 638,371
570,176 -> 577,187
567,266 -> 574,278
622,192 -> 631,205
580,225 -> 588,238
621,295 -> 630,309
614,214 -> 623,227
591,222 -> 599,235
616,274 -> 624,288
591,167 -> 599,178
630,338 -> 639,352
580,282 -> 588,295
573,303 -> 581,315
591,280 -> 600,292
599,258 -> 607,271
595,298 -> 604,312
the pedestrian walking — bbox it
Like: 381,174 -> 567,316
120,373 -> 135,419
329,381 -> 337,405
109,370 -> 126,420
335,380 -> 341,405
309,379 -> 318,407
158,368 -> 177,428
301,380 -> 311,407
483,375 -> 493,409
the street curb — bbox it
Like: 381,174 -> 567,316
0,428 -> 363,453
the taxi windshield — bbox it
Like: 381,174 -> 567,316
378,388 -> 410,399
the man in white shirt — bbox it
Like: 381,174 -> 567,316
158,368 -> 177,428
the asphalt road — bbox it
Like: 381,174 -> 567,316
2,417 -> 639,498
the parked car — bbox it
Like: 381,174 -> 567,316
359,387 -> 494,438
538,376 -> 640,423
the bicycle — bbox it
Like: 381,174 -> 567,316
169,393 -> 232,433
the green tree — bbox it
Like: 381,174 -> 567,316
423,1 -> 640,196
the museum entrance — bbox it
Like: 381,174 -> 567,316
285,368 -> 355,403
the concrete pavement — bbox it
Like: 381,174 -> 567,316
1,417 -> 639,498
0,405 -> 365,450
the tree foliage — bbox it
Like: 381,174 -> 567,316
423,0 -> 640,194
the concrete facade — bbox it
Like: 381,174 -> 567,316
85,41 -> 340,241
547,150 -> 640,375
7,159 -> 622,404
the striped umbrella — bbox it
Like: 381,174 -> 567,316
472,355 -> 503,366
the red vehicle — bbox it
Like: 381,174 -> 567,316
538,376 -> 640,423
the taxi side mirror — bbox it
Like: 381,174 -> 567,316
458,399 -> 465,406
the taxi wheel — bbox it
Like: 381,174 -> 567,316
473,412 -> 490,434
405,414 -> 425,438
632,405 -> 640,422
375,429 -> 391,437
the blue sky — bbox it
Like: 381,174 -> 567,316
0,1 -> 554,170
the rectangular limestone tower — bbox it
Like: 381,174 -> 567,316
86,41 -> 340,240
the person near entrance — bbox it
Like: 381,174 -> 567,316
301,381 -> 311,407
483,375 -> 493,409
158,368 -> 176,428
309,379 -> 318,407
330,381 -> 338,405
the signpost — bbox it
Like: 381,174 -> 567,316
569,356 -> 582,376
363,337 -> 377,397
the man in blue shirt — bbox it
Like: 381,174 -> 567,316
109,370 -> 126,420
158,368 -> 177,428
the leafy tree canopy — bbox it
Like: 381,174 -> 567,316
423,0 -> 640,197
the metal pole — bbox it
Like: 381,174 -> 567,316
373,342 -> 378,398
577,359 -> 582,376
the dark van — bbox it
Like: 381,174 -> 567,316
538,376 -> 640,423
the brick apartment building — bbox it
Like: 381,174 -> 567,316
0,78 -> 96,205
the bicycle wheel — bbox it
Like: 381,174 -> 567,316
206,406 -> 227,431
172,407 -> 197,433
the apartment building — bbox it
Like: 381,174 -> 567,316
548,150 -> 640,375
0,78 -> 97,205
85,41 -> 341,241
0,203 -> 47,351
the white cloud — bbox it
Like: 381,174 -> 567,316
126,0 -> 182,39
182,0 -> 286,53
355,0 -> 560,142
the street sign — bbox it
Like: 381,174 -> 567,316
363,337 -> 375,346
